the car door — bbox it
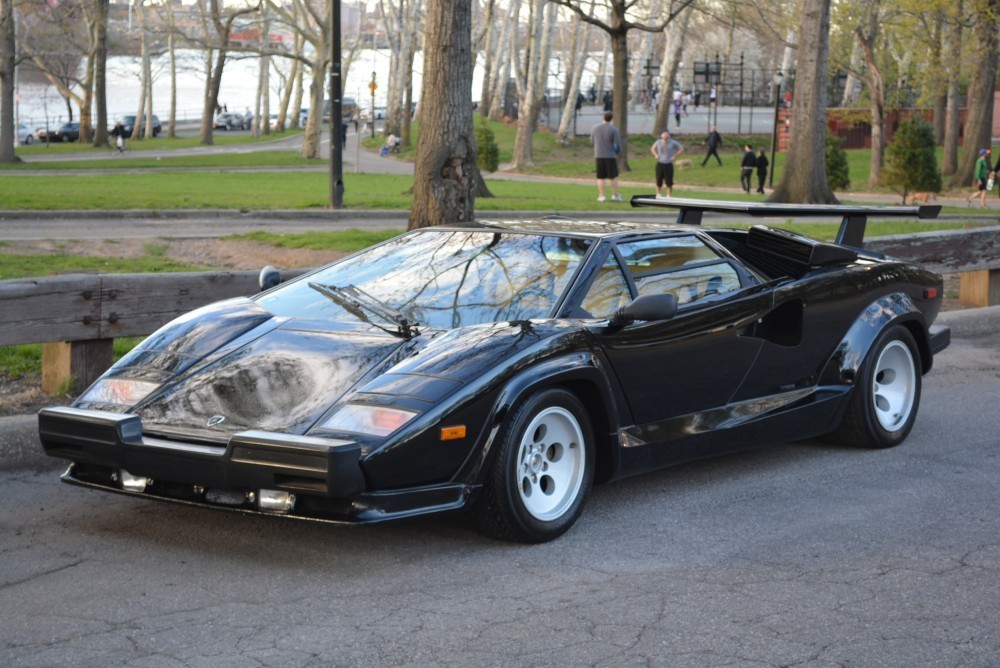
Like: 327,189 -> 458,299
581,235 -> 774,429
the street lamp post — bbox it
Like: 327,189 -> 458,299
328,0 -> 343,209
768,71 -> 783,190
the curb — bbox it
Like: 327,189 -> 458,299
3,305 -> 998,472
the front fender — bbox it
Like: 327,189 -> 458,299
819,292 -> 931,386
453,350 -> 623,487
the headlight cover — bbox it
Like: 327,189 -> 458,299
321,404 -> 418,438
79,378 -> 161,407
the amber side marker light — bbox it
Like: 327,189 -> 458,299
441,425 -> 467,441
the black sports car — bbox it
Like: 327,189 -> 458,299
39,198 -> 950,542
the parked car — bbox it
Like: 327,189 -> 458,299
213,111 -> 248,131
37,121 -> 81,143
115,115 -> 161,138
13,122 -> 35,145
38,198 -> 950,543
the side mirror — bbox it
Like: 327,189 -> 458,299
607,293 -> 677,330
259,265 -> 281,291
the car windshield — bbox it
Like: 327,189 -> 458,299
256,230 -> 592,330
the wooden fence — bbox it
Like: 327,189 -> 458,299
1,227 -> 998,395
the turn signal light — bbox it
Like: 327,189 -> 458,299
440,425 -> 467,441
924,287 -> 939,299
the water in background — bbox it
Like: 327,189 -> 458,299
15,48 -> 465,129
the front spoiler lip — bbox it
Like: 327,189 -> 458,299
40,405 -> 473,524
60,463 -> 473,525
39,405 -> 365,497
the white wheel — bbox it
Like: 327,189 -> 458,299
473,388 -> 594,542
515,406 -> 586,522
827,325 -> 922,449
871,340 -> 917,432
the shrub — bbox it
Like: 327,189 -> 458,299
825,133 -> 850,191
475,123 -> 500,173
882,118 -> 941,201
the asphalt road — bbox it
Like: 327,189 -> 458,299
2,308 -> 998,666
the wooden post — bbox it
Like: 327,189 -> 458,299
959,269 -> 1000,308
41,340 -> 115,395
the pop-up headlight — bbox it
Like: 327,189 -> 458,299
79,378 -> 160,406
321,405 -> 418,437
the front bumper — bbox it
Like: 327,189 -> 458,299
39,406 -> 470,524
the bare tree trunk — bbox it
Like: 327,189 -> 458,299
610,27 -> 631,170
941,4 -> 962,175
839,41 -> 863,107
654,5 -> 691,134
951,0 -> 998,187
487,0 -> 518,121
855,1 -> 885,189
769,0 -> 837,204
409,0 -> 479,228
291,33 -> 304,129
511,0 -> 546,169
143,43 -> 154,139
0,0 -> 14,162
168,30 -> 177,138
92,0 -> 108,147
477,0 -> 498,116
133,1 -> 149,142
556,14 -> 592,142
302,60 -> 326,159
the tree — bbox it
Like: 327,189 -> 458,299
769,0 -> 837,203
194,0 -> 257,146
0,0 -> 14,162
882,118 -> 941,202
550,0 -> 695,171
951,0 -> 998,188
851,0 -> 888,188
408,0 -> 480,229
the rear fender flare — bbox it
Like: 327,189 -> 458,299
820,292 -> 931,386
458,353 -> 622,486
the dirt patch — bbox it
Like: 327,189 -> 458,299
4,237 -> 346,272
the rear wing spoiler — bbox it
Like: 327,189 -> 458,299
629,196 -> 941,248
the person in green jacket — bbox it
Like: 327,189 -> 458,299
966,148 -> 992,209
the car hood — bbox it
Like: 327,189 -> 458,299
106,301 -> 410,443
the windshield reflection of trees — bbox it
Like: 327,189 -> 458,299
259,232 -> 591,330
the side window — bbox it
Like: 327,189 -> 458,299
618,235 -> 741,307
580,254 -> 631,318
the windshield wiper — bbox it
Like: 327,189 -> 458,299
308,282 -> 420,339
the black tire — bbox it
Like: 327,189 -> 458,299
473,388 -> 594,543
61,135 -> 69,143
24,135 -> 33,145
828,325 -> 922,449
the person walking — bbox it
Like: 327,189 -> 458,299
701,125 -> 723,166
591,111 -> 622,202
651,130 -> 684,198
110,121 -> 126,153
740,144 -> 756,193
755,149 -> 769,194
967,148 -> 991,208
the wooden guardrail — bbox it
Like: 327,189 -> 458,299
1,226 -> 998,395
0,270 -> 304,394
